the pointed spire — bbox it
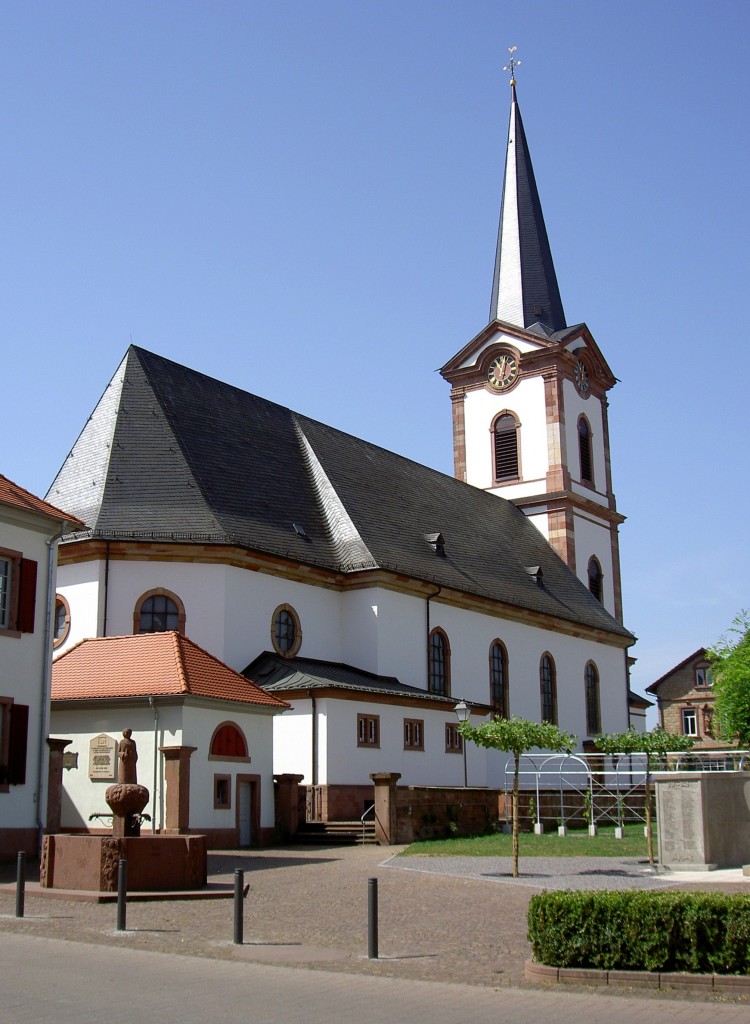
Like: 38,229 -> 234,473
489,54 -> 566,332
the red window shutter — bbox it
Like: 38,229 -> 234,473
8,703 -> 29,785
18,559 -> 37,633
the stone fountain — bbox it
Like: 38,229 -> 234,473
41,728 -> 207,893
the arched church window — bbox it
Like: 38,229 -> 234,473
428,628 -> 451,696
540,653 -> 557,724
585,661 -> 601,735
489,640 -> 509,717
587,557 -> 603,603
493,412 -> 520,483
210,722 -> 248,758
134,589 -> 185,634
271,604 -> 302,657
578,416 -> 594,485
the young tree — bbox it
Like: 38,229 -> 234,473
707,610 -> 750,746
594,727 -> 694,865
458,716 -> 575,877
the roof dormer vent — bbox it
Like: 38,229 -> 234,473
424,532 -> 446,557
525,565 -> 543,586
293,522 -> 310,541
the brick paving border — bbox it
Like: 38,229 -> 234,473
526,959 -> 750,993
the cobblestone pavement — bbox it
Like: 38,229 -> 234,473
1,845 -> 748,1003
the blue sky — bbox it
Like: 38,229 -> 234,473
3,1 -> 749,710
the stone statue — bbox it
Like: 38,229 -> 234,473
117,728 -> 138,784
107,728 -> 149,837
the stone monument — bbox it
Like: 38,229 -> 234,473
41,726 -> 207,893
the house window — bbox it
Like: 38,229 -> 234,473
404,719 -> 424,751
682,707 -> 698,737
53,594 -> 71,648
134,589 -> 185,634
358,714 -> 380,748
493,413 -> 520,482
271,604 -> 302,657
695,664 -> 713,688
445,723 -> 463,753
210,722 -> 248,759
428,628 -> 450,696
0,548 -> 37,635
214,774 -> 231,809
587,557 -> 603,603
489,640 -> 509,717
585,662 -> 601,735
0,697 -> 29,791
578,416 -> 594,485
540,654 -> 557,725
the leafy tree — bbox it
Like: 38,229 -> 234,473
595,727 -> 694,865
707,610 -> 750,747
458,716 -> 575,877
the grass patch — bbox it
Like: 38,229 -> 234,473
399,826 -> 648,858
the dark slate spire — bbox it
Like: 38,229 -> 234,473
489,80 -> 566,332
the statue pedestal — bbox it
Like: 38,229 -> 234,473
40,834 -> 207,892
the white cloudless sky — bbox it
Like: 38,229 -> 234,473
3,1 -> 749,710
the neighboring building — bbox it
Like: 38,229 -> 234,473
646,648 -> 727,750
50,632 -> 288,845
44,75 -> 636,818
0,474 -> 82,859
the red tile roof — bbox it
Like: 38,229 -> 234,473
52,632 -> 290,709
0,473 -> 84,527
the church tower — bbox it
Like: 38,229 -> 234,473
440,55 -> 625,622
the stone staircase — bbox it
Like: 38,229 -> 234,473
294,820 -> 377,846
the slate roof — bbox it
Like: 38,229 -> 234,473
52,632 -> 290,709
47,345 -> 633,643
244,651 -> 469,707
0,473 -> 83,528
490,83 -> 566,333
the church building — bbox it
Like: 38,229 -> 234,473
47,71 -> 635,825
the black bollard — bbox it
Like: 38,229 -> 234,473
233,869 -> 244,945
368,877 -> 378,959
15,851 -> 25,919
116,858 -> 127,931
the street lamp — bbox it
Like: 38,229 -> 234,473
454,699 -> 470,787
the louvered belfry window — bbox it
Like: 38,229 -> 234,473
494,414 -> 519,482
578,417 -> 593,484
588,557 -> 603,602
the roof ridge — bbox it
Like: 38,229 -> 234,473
170,631 -> 191,694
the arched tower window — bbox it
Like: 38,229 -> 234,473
493,412 -> 520,483
587,557 -> 603,603
489,640 -> 509,717
428,628 -> 451,696
585,662 -> 601,735
210,721 -> 249,759
134,589 -> 185,634
539,653 -> 557,725
578,416 -> 594,485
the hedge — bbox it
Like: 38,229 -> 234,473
527,890 -> 750,974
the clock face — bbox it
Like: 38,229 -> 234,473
574,360 -> 590,395
488,352 -> 519,391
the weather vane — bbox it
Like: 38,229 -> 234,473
503,45 -> 521,86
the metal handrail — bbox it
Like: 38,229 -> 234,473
360,803 -> 375,843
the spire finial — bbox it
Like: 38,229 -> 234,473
503,45 -> 521,87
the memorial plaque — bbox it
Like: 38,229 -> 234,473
88,733 -> 117,780
62,751 -> 78,771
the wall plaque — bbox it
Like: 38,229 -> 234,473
89,733 -> 117,780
